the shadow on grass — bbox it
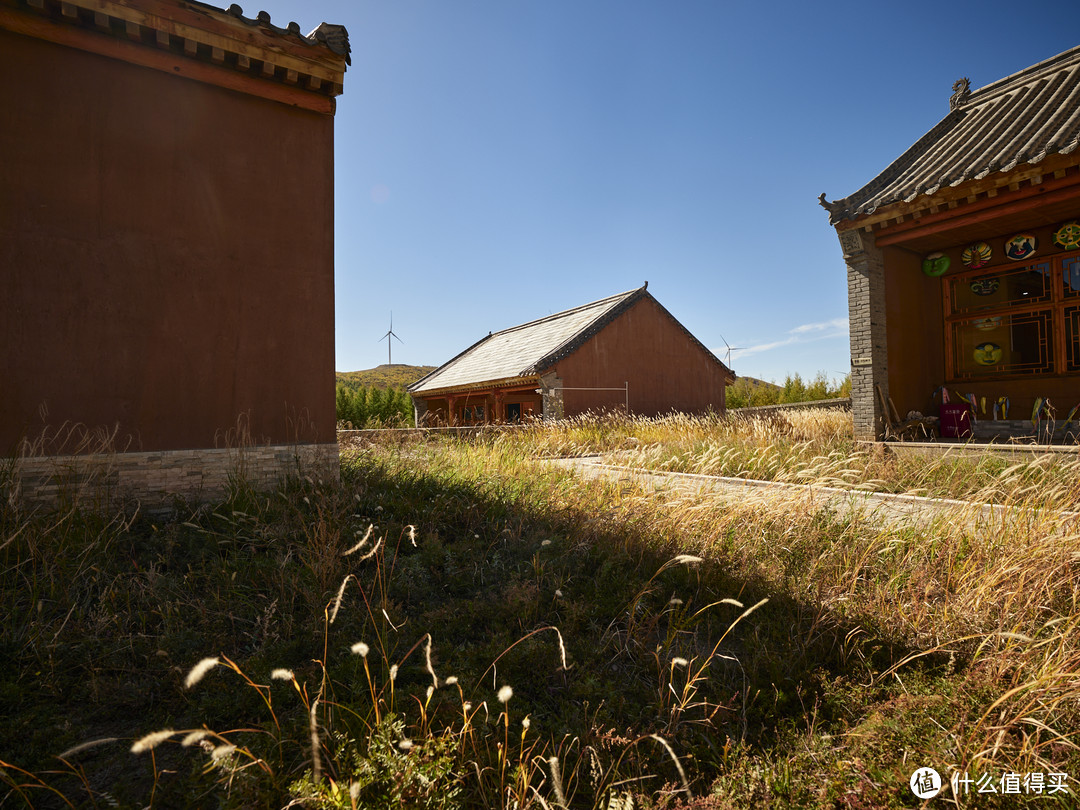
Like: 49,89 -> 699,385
0,443 -> 941,808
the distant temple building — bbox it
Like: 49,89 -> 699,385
408,285 -> 735,424
822,46 -> 1080,441
1,0 -> 349,505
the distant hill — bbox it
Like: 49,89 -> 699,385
336,364 -> 437,390
736,376 -> 783,391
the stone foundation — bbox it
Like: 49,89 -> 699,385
971,419 -> 1080,444
4,443 -> 340,511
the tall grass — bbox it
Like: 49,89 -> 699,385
513,409 -> 1080,511
2,414 -> 1079,807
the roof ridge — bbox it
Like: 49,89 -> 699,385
966,43 -> 1080,106
822,42 -> 1080,224
527,287 -> 648,373
488,286 -> 644,338
407,285 -> 654,395
183,2 -> 351,62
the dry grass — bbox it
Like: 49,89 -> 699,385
3,411 -> 1079,807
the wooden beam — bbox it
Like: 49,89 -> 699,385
0,7 -> 336,114
81,0 -> 344,80
838,158 -> 1080,231
875,182 -> 1080,247
0,0 -> 345,85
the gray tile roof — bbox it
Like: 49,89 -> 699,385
821,44 -> 1080,225
409,287 -> 647,394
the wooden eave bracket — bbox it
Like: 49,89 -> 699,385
837,160 -> 1080,244
1,0 -> 347,110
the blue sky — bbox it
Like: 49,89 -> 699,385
252,0 -> 1077,384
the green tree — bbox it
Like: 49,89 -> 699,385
336,384 -> 414,427
726,372 -> 850,409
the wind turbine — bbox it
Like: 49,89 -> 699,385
380,312 -> 403,365
718,334 -> 743,368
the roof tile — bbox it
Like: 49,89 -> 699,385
823,44 -> 1080,224
409,288 -> 644,394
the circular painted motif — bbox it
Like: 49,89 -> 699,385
1053,221 -> 1080,250
973,342 -> 1003,365
974,316 -> 1002,331
921,252 -> 950,277
1005,233 -> 1037,261
961,241 -> 992,268
970,277 -> 1000,296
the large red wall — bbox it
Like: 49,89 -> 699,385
1,28 -> 336,453
553,296 -> 729,416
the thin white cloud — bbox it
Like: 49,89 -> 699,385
716,317 -> 848,361
789,317 -> 849,335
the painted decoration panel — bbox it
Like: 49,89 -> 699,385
961,242 -> 992,269
1005,233 -> 1037,261
1053,221 -> 1080,250
922,252 -> 950,276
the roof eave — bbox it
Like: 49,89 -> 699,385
409,375 -> 541,398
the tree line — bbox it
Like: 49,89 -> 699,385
725,372 -> 851,409
335,384 -> 414,428
335,372 -> 850,428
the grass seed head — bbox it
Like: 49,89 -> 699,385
181,730 -> 211,747
184,657 -> 219,689
210,744 -> 236,762
498,685 -> 513,703
131,729 -> 175,754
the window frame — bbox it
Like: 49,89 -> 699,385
943,249 -> 1079,382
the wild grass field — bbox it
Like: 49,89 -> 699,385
2,411 -> 1078,808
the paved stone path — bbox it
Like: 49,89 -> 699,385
546,457 -> 1080,534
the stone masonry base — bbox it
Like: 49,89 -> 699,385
5,443 -> 340,511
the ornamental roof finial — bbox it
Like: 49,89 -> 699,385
950,77 -> 971,111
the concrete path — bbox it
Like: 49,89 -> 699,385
545,456 -> 1080,534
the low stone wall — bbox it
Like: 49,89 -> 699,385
5,443 -> 340,511
971,419 -> 1079,444
338,425 -> 518,445
864,440 -> 1080,462
729,398 -> 852,415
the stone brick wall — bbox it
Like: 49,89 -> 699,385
539,371 -> 564,420
6,443 -> 339,512
839,228 -> 888,440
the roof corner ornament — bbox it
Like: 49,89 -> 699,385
818,192 -> 839,214
950,77 -> 971,111
643,280 -> 648,290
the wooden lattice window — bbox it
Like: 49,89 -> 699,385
944,252 -> 1080,380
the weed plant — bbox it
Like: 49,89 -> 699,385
2,416 -> 1078,808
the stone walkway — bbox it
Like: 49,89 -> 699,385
545,456 -> 1080,534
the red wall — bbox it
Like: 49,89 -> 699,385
553,296 -> 729,416
1,28 -> 336,453
885,246 -> 945,418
